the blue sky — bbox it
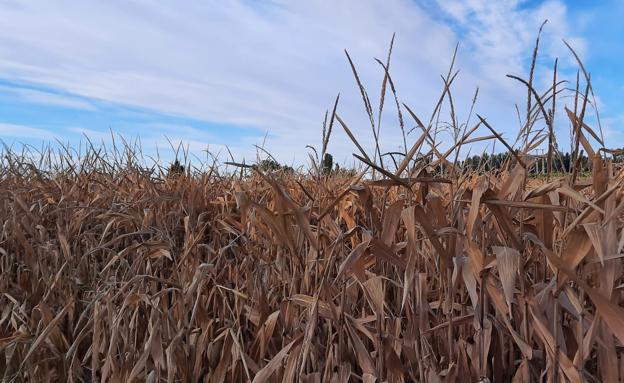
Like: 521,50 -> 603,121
0,0 -> 621,164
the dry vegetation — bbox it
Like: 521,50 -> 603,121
2,28 -> 624,382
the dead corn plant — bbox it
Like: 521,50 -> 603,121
1,28 -> 624,383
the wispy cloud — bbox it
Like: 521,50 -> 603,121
0,84 -> 96,111
0,122 -> 56,140
66,123 -> 257,163
432,0 -> 586,72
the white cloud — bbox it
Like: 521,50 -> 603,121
0,0 -> 593,162
66,124 -> 258,164
0,85 -> 96,110
0,122 -> 56,140
433,0 -> 586,80
600,114 -> 624,145
66,127 -> 114,142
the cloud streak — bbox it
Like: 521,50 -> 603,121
0,122 -> 56,141
0,84 -> 96,111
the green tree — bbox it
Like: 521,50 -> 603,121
322,153 -> 333,175
168,159 -> 185,176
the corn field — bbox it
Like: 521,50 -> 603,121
2,31 -> 624,382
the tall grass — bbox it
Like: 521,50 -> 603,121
1,30 -> 623,382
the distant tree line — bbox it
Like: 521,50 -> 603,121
461,150 -> 623,174
167,149 -> 623,178
257,153 -> 356,177
258,158 -> 294,173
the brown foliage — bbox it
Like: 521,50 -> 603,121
1,31 -> 624,382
